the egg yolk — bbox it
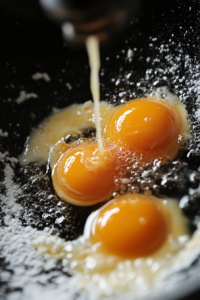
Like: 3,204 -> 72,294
107,99 -> 180,161
91,198 -> 168,257
53,143 -> 116,206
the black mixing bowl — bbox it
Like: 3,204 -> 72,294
1,0 -> 200,299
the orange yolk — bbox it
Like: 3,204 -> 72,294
92,198 -> 168,257
53,143 -> 116,206
107,99 -> 180,161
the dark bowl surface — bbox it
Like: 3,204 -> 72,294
1,0 -> 200,299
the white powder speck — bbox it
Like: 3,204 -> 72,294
195,108 -> 200,121
16,91 -> 38,104
119,92 -> 126,97
2,163 -> 24,224
6,156 -> 19,166
127,49 -> 134,58
0,152 -> 8,160
115,79 -> 120,86
66,83 -> 72,90
32,73 -> 51,82
52,107 -> 61,114
120,178 -> 130,184
0,129 -> 9,137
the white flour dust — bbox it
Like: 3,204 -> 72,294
32,73 -> 51,82
0,152 -> 85,300
0,129 -> 9,137
16,91 -> 38,104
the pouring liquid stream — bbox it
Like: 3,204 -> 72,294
86,36 -> 104,156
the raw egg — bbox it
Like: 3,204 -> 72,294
20,87 -> 196,296
19,89 -> 189,206
84,194 -> 188,260
34,194 -> 191,294
51,142 -> 116,206
90,197 -> 168,257
106,97 -> 189,162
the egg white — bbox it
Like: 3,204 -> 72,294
146,87 -> 190,141
33,194 -> 193,297
19,100 -> 114,165
104,87 -> 190,150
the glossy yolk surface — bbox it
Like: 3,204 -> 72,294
108,99 -> 180,161
55,143 -> 116,205
92,198 -> 168,257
